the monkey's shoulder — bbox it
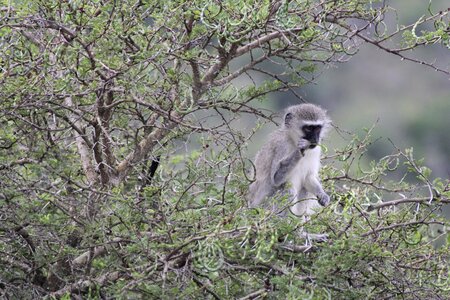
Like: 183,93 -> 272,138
267,129 -> 292,147
253,130 -> 289,176
256,130 -> 292,156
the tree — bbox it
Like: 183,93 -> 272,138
0,0 -> 449,298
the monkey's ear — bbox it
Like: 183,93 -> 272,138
284,112 -> 293,127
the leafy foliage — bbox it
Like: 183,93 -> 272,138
0,0 -> 449,299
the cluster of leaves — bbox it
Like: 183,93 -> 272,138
0,0 -> 449,299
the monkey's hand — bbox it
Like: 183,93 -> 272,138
297,138 -> 311,152
317,192 -> 330,207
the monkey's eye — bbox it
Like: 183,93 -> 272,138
303,125 -> 322,133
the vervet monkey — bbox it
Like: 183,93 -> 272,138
248,103 -> 331,216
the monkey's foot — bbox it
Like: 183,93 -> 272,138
299,232 -> 328,245
318,192 -> 330,206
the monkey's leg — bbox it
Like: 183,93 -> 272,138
290,189 -> 320,216
292,189 -> 328,244
248,180 -> 273,208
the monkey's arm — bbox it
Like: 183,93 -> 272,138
305,176 -> 330,206
271,149 -> 302,187
271,137 -> 311,187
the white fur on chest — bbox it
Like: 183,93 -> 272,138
287,148 -> 321,193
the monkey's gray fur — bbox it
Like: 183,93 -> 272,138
248,103 -> 331,216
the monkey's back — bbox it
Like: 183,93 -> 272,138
248,130 -> 292,207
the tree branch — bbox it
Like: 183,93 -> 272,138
64,98 -> 97,185
48,271 -> 122,298
367,197 -> 450,211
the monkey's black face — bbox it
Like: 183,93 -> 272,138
302,125 -> 322,148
